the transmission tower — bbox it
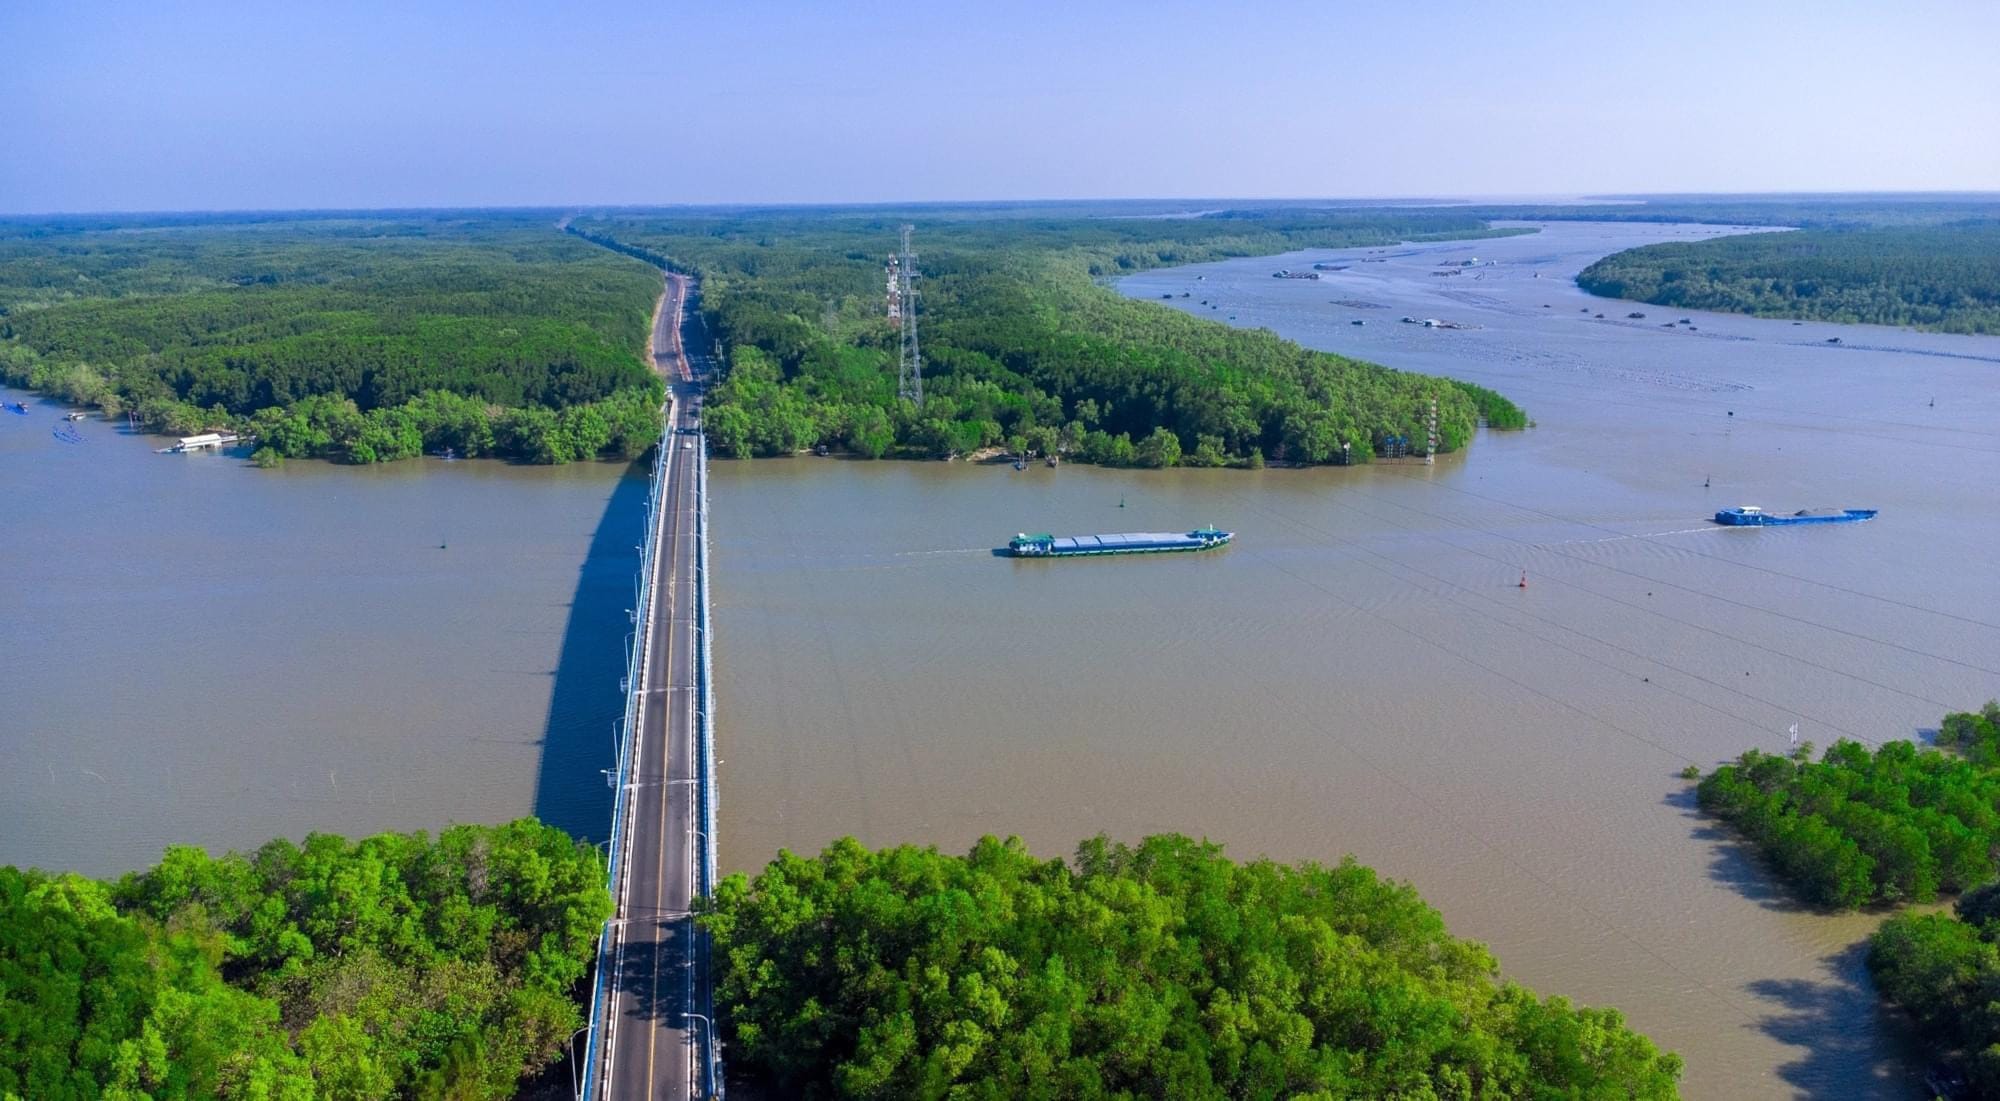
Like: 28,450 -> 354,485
896,224 -> 923,406
1425,397 -> 1438,464
884,252 -> 901,326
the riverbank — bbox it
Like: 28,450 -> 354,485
1577,222 -> 2000,335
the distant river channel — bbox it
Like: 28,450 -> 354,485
5,221 -> 1996,1097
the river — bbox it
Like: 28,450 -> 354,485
0,409 -> 637,876
5,220 -> 1996,1096
711,222 -> 1997,1098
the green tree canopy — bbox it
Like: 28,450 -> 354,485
0,819 -> 611,1101
570,209 -> 1530,467
701,832 -> 1682,1099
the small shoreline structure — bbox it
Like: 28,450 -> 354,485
158,431 -> 246,454
1007,527 -> 1234,558
1400,316 -> 1478,330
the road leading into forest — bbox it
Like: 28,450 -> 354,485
593,268 -> 714,1101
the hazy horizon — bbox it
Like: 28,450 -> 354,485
5,0 -> 1996,214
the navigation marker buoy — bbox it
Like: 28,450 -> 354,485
1518,570 -> 1528,589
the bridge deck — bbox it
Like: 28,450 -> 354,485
587,271 -> 716,1101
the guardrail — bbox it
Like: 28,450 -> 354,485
578,394 -> 677,1101
693,435 -> 721,1097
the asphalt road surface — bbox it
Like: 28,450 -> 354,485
596,271 -> 712,1100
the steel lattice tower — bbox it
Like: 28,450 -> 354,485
896,225 -> 923,406
1425,397 -> 1438,464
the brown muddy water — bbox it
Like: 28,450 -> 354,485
3,221 -> 1994,1096
711,222 -> 1998,1098
0,419 -> 641,878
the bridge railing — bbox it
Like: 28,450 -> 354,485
578,393 -> 677,1101
694,433 -> 722,1097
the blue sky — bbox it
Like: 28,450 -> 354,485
4,0 -> 1995,212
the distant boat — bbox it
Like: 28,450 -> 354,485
1826,337 -> 1842,345
1713,506 -> 1877,527
1008,527 -> 1233,558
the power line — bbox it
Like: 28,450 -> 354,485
1363,474 -> 2000,674
1225,491 -> 1887,748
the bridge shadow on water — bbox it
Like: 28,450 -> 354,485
530,459 -> 652,844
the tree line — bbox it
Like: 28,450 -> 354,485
0,819 -> 610,1100
1694,718 -> 2000,909
1693,703 -> 2000,1096
0,213 -> 667,464
700,832 -> 1683,1099
1871,881 -> 2000,1098
1576,222 -> 2000,334
569,210 -> 1532,467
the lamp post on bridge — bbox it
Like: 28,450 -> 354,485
563,1025 -> 591,1100
684,1012 -> 721,1100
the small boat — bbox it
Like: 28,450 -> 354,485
5,402 -> 26,414
1826,337 -> 1842,345
64,411 -> 87,422
1045,456 -> 1058,468
1013,458 -> 1027,471
1713,506 -> 1877,527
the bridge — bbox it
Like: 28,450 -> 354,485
579,271 -> 722,1100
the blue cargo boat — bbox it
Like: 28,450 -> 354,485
1008,527 -> 1233,557
1713,506 -> 1878,526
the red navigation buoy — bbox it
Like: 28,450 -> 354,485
1518,570 -> 1528,589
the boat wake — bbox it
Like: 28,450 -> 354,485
1535,524 -> 1724,548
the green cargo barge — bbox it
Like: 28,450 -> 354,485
1007,527 -> 1233,558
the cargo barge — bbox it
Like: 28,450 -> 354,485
1713,506 -> 1877,527
1008,527 -> 1233,557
